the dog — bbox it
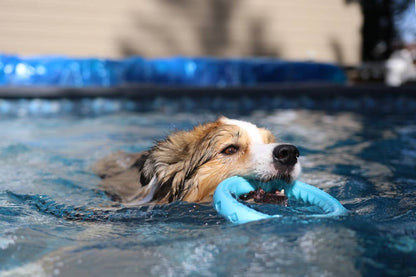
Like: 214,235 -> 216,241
93,117 -> 301,205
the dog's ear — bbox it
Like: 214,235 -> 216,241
143,120 -> 223,202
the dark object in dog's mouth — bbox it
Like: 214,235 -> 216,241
239,188 -> 288,206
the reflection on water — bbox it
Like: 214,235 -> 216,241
0,108 -> 416,276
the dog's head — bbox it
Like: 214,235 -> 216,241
134,117 -> 301,204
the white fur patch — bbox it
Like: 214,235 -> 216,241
221,118 -> 263,144
250,142 -> 302,182
222,117 -> 301,182
250,143 -> 277,180
292,162 -> 302,180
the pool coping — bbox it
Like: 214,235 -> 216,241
0,83 -> 415,99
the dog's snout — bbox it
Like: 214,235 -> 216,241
273,144 -> 299,166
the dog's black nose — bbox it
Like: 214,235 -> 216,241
273,144 -> 299,166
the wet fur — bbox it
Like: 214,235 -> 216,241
93,117 -> 295,205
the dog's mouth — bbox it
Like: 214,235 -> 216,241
239,169 -> 295,205
239,187 -> 288,206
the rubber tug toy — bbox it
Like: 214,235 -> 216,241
213,176 -> 349,224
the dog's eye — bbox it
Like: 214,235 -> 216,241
221,145 -> 239,155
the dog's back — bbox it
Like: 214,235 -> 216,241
92,151 -> 145,202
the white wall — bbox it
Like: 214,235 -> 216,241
0,0 -> 362,65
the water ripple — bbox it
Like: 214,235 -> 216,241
6,191 -> 225,226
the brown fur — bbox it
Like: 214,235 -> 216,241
93,117 -> 276,205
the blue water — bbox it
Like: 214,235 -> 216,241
0,100 -> 416,276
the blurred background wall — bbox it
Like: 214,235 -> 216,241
0,0 -> 361,65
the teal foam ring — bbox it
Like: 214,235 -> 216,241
213,176 -> 349,224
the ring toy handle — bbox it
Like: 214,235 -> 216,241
213,176 -> 349,224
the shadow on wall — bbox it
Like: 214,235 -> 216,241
119,0 -> 281,57
329,37 -> 345,65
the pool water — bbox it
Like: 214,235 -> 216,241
0,101 -> 416,276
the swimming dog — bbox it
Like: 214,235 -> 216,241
93,117 -> 301,205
